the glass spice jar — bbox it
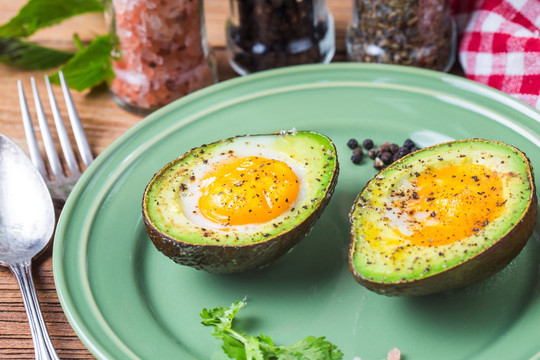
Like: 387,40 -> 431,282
226,0 -> 335,75
105,0 -> 217,115
346,0 -> 456,72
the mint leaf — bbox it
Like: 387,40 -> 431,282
49,35 -> 113,91
0,36 -> 73,69
0,0 -> 103,38
200,300 -> 343,360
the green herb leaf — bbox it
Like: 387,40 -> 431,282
0,36 -> 73,69
201,300 -> 249,360
0,0 -> 103,38
49,35 -> 113,91
200,300 -> 343,360
275,336 -> 344,360
219,332 -> 247,360
258,334 -> 274,347
245,337 -> 265,360
72,33 -> 85,51
201,299 -> 246,328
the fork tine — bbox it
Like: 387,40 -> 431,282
59,71 -> 93,167
30,77 -> 63,180
44,75 -> 80,177
17,80 -> 47,178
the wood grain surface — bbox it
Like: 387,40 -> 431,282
0,1 -> 351,358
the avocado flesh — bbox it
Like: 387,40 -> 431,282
143,130 -> 339,273
349,139 -> 537,296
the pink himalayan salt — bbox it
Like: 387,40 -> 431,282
387,347 -> 401,360
110,0 -> 215,113
352,347 -> 401,360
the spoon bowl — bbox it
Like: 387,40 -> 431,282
0,134 -> 59,359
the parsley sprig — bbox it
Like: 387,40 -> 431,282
200,299 -> 343,360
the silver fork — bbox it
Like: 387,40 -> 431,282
17,71 -> 93,204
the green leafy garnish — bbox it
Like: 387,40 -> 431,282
49,34 -> 113,91
0,36 -> 73,69
200,299 -> 343,360
0,0 -> 103,38
0,0 -> 109,90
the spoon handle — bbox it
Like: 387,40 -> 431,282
10,260 -> 60,360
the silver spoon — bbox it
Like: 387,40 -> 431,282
0,134 -> 60,360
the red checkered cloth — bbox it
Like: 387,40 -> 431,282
452,0 -> 540,110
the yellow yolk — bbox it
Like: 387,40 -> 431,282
393,164 -> 505,246
198,156 -> 300,226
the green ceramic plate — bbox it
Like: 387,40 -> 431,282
53,63 -> 540,360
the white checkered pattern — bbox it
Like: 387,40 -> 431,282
452,0 -> 540,110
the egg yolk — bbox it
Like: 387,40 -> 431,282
198,156 -> 300,226
393,164 -> 506,246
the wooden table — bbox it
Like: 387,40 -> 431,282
0,1 -> 353,358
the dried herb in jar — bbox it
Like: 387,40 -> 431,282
346,0 -> 455,72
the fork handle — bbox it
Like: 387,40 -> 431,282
10,261 -> 60,360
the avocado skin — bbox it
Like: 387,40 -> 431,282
143,164 -> 338,273
348,139 -> 538,296
349,194 -> 537,296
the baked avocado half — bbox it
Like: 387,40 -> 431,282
349,139 -> 537,296
143,130 -> 339,273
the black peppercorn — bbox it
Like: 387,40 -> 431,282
376,142 -> 391,156
362,139 -> 374,150
388,143 -> 400,154
397,146 -> 410,157
348,137 -> 421,168
379,151 -> 393,164
351,147 -> 363,164
403,139 -> 415,149
227,0 -> 334,74
347,138 -> 359,149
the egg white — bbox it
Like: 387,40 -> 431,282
179,140 -> 308,232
